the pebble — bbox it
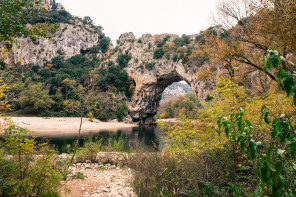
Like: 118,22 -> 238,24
66,162 -> 136,197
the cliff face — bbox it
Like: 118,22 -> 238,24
3,23 -> 100,66
2,0 -> 108,66
110,32 -> 219,124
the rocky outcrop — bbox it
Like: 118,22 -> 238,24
3,22 -> 102,66
1,0 -> 109,66
111,33 -> 220,124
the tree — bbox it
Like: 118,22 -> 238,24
0,0 -> 59,43
17,78 -> 54,113
63,78 -> 101,163
154,48 -> 164,59
0,0 -> 59,70
191,0 -> 295,96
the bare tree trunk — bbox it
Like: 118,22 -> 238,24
70,114 -> 83,163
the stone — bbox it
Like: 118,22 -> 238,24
85,164 -> 91,169
110,119 -> 119,123
110,33 -> 219,125
123,115 -> 133,124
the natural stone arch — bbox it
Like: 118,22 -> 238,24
125,64 -> 216,124
110,32 -> 220,124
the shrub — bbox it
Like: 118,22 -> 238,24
127,150 -> 250,197
154,48 -> 164,59
76,139 -> 102,163
145,62 -> 155,70
0,119 -> 66,196
116,54 -> 132,68
172,54 -> 178,62
99,37 -> 110,53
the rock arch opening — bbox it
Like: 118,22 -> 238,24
127,71 -> 196,124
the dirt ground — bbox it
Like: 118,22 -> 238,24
59,164 -> 136,197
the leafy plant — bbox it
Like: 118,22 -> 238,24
0,118 -> 65,196
217,50 -> 296,196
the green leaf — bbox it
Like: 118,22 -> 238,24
217,116 -> 222,136
223,117 -> 230,138
261,164 -> 269,183
264,111 -> 270,124
277,69 -> 286,91
283,71 -> 293,96
270,50 -> 279,68
245,119 -> 252,128
236,115 -> 243,132
266,145 -> 273,162
239,108 -> 244,117
279,114 -> 290,142
250,139 -> 257,159
280,56 -> 286,68
289,138 -> 296,158
238,132 -> 246,150
266,57 -> 272,71
271,119 -> 280,139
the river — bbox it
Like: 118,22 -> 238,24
34,125 -> 164,154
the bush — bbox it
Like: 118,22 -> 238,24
0,120 -> 66,196
153,48 -> 164,59
99,37 -> 110,53
76,139 -> 102,163
116,54 -> 132,68
145,62 -> 155,70
172,54 -> 178,62
127,150 -> 251,197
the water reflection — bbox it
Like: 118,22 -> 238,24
33,126 -> 164,153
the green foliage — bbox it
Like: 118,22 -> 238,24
73,172 -> 85,180
98,65 -> 131,97
99,37 -> 110,53
156,92 -> 201,119
26,10 -> 73,24
145,62 -> 155,70
217,50 -> 296,196
0,118 -> 66,196
0,0 -> 59,43
8,53 -> 131,119
75,136 -> 127,163
116,53 -> 132,68
156,35 -> 170,48
173,34 -> 191,48
172,54 -> 179,62
14,78 -> 54,113
153,48 -> 164,59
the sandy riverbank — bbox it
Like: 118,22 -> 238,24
4,117 -> 138,136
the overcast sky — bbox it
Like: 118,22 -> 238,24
56,0 -> 219,45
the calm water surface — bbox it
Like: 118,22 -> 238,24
34,126 -> 164,153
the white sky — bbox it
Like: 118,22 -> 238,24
56,0 -> 219,45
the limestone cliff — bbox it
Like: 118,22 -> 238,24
2,0 -> 109,66
109,32 -> 220,124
